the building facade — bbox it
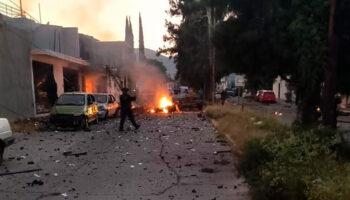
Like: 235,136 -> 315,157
0,14 -> 136,121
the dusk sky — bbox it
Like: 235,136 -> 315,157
1,0 -> 174,51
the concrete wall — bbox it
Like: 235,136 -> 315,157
0,15 -> 35,121
273,76 -> 295,102
79,34 -> 99,65
79,35 -> 136,70
3,16 -> 80,58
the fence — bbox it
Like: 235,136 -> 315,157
0,2 -> 39,23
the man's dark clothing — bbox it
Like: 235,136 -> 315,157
221,90 -> 226,105
119,93 -> 139,131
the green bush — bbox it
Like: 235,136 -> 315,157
205,105 -> 350,200
238,126 -> 350,200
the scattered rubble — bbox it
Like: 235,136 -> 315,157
63,152 -> 87,157
0,169 -> 42,176
201,168 -> 214,173
27,180 -> 44,186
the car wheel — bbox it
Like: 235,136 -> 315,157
81,117 -> 89,130
0,145 -> 4,166
48,123 -> 57,131
93,115 -> 99,124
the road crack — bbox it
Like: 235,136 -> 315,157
151,131 -> 181,196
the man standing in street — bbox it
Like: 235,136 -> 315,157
119,88 -> 140,131
221,90 -> 227,105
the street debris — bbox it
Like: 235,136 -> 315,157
274,111 -> 283,117
63,151 -> 87,157
214,159 -> 230,165
254,121 -> 263,125
27,180 -> 44,186
33,173 -> 41,178
0,169 -> 42,176
191,127 -> 200,131
0,113 -> 248,199
201,168 -> 214,173
61,193 -> 68,197
213,150 -> 232,155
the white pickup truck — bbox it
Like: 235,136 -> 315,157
0,118 -> 15,165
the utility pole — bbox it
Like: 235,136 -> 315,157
38,3 -> 42,23
322,0 -> 338,128
207,5 -> 216,103
19,0 -> 23,17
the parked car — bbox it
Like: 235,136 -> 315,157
0,118 -> 15,165
226,90 -> 236,97
258,90 -> 276,103
93,93 -> 119,120
50,92 -> 99,129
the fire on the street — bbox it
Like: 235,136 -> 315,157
148,96 -> 178,114
159,97 -> 173,113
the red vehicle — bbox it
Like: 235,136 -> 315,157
258,91 -> 276,103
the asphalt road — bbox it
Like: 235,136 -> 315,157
0,113 -> 249,200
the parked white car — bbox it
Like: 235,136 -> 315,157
93,93 -> 119,120
0,118 -> 15,165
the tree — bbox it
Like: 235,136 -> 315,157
139,13 -> 146,61
161,0 -> 350,127
215,0 -> 329,126
159,0 -> 229,97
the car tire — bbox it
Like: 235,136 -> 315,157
48,123 -> 57,131
0,145 -> 4,166
81,117 -> 89,130
93,115 -> 99,124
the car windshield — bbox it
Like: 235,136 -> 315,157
56,94 -> 85,106
94,95 -> 108,103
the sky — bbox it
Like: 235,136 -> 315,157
1,0 -> 173,51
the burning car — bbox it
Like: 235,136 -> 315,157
145,95 -> 179,114
93,93 -> 119,120
50,92 -> 99,129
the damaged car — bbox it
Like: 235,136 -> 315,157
50,92 -> 99,129
93,93 -> 119,120
0,118 -> 15,165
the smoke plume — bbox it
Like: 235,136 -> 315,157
128,62 -> 170,107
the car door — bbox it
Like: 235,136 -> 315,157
108,95 -> 117,116
87,95 -> 97,121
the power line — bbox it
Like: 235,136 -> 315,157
6,0 -> 19,8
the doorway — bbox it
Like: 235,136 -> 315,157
32,61 -> 57,114
63,68 -> 79,92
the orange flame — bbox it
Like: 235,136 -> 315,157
85,76 -> 94,93
159,97 -> 173,109
159,96 -> 173,114
148,96 -> 174,114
